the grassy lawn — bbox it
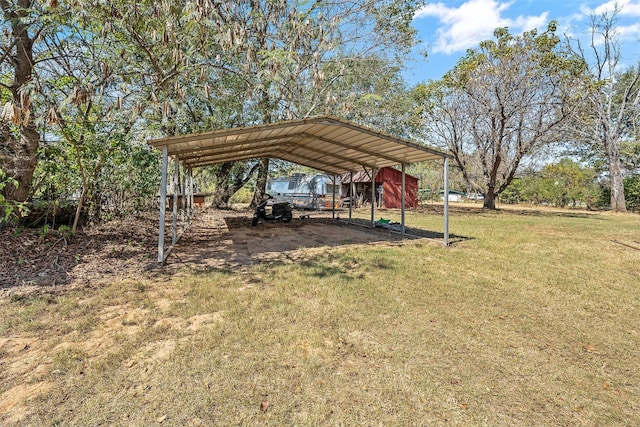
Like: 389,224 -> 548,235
1,205 -> 639,425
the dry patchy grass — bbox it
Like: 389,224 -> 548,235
1,206 -> 639,426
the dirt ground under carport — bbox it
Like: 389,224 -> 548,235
164,209 -> 428,271
1,206 -> 448,294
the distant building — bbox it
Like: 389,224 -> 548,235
340,167 -> 419,209
440,190 -> 465,202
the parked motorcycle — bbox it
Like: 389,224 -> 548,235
252,194 -> 294,226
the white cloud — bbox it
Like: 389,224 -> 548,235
618,22 -> 640,39
414,0 -> 549,54
585,0 -> 640,16
579,1 -> 640,43
512,13 -> 550,31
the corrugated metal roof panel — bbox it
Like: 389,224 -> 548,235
148,116 -> 450,173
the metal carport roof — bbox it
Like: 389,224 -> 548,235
147,115 -> 450,174
148,115 -> 452,263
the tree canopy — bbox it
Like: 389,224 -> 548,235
1,0 -> 426,222
2,2 -> 638,224
414,23 -> 587,209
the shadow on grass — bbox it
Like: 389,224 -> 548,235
416,203 -> 605,219
343,218 -> 469,244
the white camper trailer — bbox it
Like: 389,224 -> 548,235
267,173 -> 342,209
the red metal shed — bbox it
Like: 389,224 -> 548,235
341,167 -> 418,209
377,167 -> 418,208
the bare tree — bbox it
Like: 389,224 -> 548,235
417,24 -> 585,209
567,6 -> 639,212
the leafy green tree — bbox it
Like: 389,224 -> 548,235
623,175 -> 640,212
502,159 -> 600,208
415,23 -> 587,209
500,177 -> 526,204
0,167 -> 28,223
83,0 -> 425,209
33,6 -> 152,232
537,159 -> 599,208
206,0 -> 425,206
2,0 -> 427,219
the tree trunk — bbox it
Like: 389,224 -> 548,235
211,188 -> 230,208
1,0 -> 39,203
211,163 -> 233,208
210,162 -> 256,208
0,125 -> 39,202
483,174 -> 498,209
603,130 -> 627,212
250,157 -> 270,208
608,156 -> 627,212
483,193 -> 497,209
71,185 -> 87,234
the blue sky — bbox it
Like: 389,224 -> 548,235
405,0 -> 640,83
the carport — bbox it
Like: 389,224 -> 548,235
148,115 -> 452,263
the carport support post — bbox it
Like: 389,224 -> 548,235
444,157 -> 450,246
332,175 -> 336,219
172,156 -> 179,244
181,163 -> 186,231
158,146 -> 168,263
370,168 -> 376,227
189,168 -> 194,220
348,172 -> 353,224
401,164 -> 406,234
186,167 -> 192,222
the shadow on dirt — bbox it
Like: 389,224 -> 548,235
0,213 -> 163,294
163,211 -> 468,275
1,208 -> 470,294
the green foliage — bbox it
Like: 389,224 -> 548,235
3,0 -> 426,219
38,224 -> 52,242
33,143 -> 81,201
0,169 -> 29,224
621,139 -> 640,173
93,141 -> 160,219
229,185 -> 254,204
596,175 -> 640,212
500,178 -> 526,204
502,159 -> 601,208
623,175 -> 640,212
58,224 -> 73,239
536,159 -> 600,207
